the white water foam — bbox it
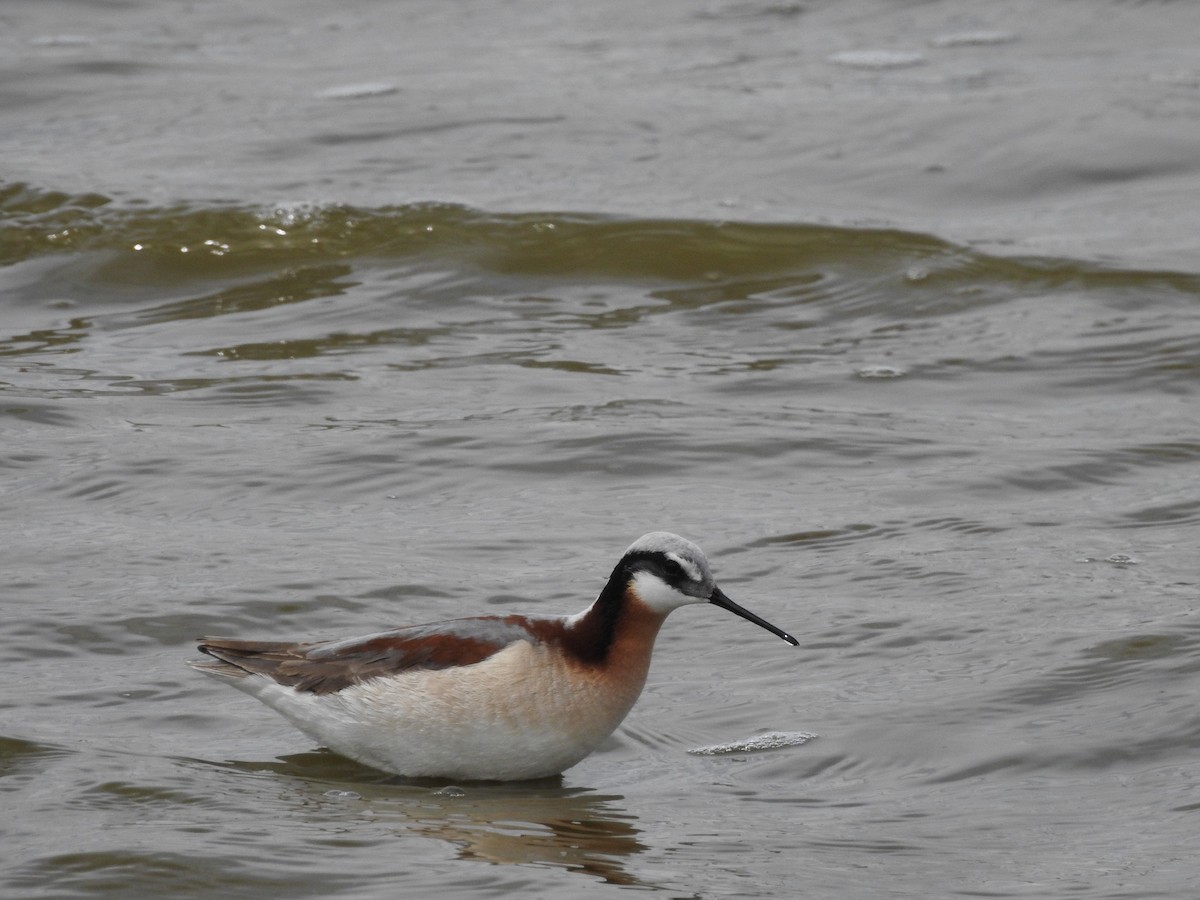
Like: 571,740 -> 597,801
687,731 -> 818,756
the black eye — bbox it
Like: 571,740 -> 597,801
662,559 -> 685,580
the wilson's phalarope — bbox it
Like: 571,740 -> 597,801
191,532 -> 797,781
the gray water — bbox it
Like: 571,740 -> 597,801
3,2 -> 1199,897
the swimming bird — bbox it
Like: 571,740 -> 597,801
191,532 -> 797,781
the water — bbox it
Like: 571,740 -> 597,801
3,1 -> 1200,897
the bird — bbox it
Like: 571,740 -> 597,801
191,531 -> 797,781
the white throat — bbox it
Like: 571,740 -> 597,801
630,569 -> 698,615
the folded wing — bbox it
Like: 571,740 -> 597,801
193,616 -> 543,695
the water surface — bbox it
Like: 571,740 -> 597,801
3,2 -> 1199,898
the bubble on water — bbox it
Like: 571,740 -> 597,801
828,50 -> 926,70
323,789 -> 361,800
687,730 -> 818,756
432,785 -> 466,797
856,365 -> 905,379
315,82 -> 399,100
1081,554 -> 1139,566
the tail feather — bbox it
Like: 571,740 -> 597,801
191,636 -> 364,694
191,638 -> 308,681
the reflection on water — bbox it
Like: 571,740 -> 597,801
225,752 -> 649,886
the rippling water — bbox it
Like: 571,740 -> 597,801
4,2 -> 1200,898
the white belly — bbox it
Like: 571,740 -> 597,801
229,640 -> 644,780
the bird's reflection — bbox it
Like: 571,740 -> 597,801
230,750 -> 649,886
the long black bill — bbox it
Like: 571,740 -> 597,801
709,587 -> 798,646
